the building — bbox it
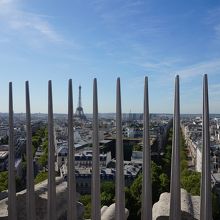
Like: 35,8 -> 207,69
56,145 -> 111,171
0,150 -> 8,172
60,162 -> 141,194
131,151 -> 143,165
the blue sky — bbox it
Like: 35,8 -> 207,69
0,0 -> 220,114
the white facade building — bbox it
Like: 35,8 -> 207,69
196,147 -> 202,172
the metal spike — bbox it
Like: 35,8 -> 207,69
141,77 -> 152,220
115,78 -> 125,220
25,81 -> 36,220
200,74 -> 212,220
47,80 -> 56,220
8,82 -> 17,220
67,79 -> 77,220
169,75 -> 181,220
92,78 -> 101,220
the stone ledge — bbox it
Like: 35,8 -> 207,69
152,188 -> 200,220
86,203 -> 129,220
0,177 -> 84,220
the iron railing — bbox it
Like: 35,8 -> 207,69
6,74 -> 212,220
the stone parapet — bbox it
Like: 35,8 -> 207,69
152,188 -> 200,220
0,177 -> 84,220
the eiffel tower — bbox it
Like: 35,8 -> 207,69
75,85 -> 86,120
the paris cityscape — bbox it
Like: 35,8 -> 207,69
1,0 -> 220,220
0,83 -> 220,219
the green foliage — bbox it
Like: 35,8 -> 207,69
32,136 -> 41,148
42,140 -> 48,152
79,128 -> 220,220
0,171 -> 8,192
159,173 -> 169,192
126,161 -> 170,219
34,171 -> 48,184
32,127 -> 46,156
101,181 -> 115,193
38,152 -> 48,167
125,186 -> 141,219
36,127 -> 47,138
15,176 -> 23,192
80,181 -> 115,219
179,132 -> 201,196
0,171 -> 24,192
32,137 -> 41,155
180,160 -> 188,172
133,144 -> 142,151
181,170 -> 201,195
32,126 -> 48,168
0,136 -> 8,145
101,191 -> 114,206
179,131 -> 220,219
161,129 -> 173,177
79,194 -> 91,219
213,192 -> 220,220
101,181 -> 115,206
33,128 -> 48,168
129,174 -> 141,208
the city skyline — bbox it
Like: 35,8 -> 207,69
0,0 -> 220,114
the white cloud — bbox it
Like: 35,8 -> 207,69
214,24 -> 220,41
175,59 -> 220,79
209,83 -> 220,97
206,7 -> 220,42
91,0 -> 145,27
0,0 -> 63,43
8,12 -> 62,42
0,0 -> 12,6
206,7 -> 220,24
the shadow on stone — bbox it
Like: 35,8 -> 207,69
0,177 -> 84,220
152,188 -> 200,220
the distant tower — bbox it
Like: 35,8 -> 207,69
129,109 -> 132,122
75,85 -> 86,120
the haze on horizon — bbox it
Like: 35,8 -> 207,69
0,0 -> 220,114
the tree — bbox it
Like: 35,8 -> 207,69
0,135 -> 8,145
181,170 -> 200,196
159,173 -> 169,193
42,140 -> 48,152
213,192 -> 220,220
38,153 -> 48,167
179,131 -> 201,196
80,194 -> 91,219
101,181 -> 115,194
0,171 -> 8,192
133,144 -> 142,151
32,136 -> 41,149
79,181 -> 116,219
0,171 -> 24,192
126,161 -> 170,220
34,171 -> 48,184
101,181 -> 115,206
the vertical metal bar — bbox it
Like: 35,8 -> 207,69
115,78 -> 125,220
67,79 -> 77,220
25,81 -> 36,220
8,82 -> 17,220
169,75 -> 181,220
92,78 -> 101,220
200,74 -> 212,220
47,80 -> 56,220
141,77 -> 152,220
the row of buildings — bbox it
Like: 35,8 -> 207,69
0,112 -> 171,196
182,116 -> 220,173
52,115 -> 171,194
181,116 -> 220,198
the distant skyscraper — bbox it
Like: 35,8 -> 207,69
75,85 -> 86,120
